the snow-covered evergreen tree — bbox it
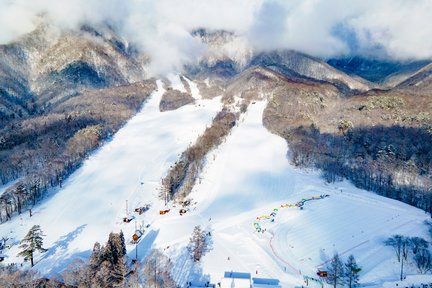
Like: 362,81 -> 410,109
327,253 -> 345,288
345,254 -> 361,287
119,230 -> 127,256
187,225 -> 209,262
14,183 -> 26,215
17,225 -> 47,267
85,232 -> 127,287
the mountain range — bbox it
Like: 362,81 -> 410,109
0,23 -> 431,287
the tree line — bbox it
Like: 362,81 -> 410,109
325,253 -> 361,288
287,124 -> 432,214
161,108 -> 237,203
386,233 -> 432,278
0,225 -> 211,287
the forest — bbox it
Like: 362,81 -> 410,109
287,124 -> 432,213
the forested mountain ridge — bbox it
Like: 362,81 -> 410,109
0,24 -> 147,124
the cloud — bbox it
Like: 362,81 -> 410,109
0,0 -> 431,74
120,0 -> 261,74
347,0 -> 432,60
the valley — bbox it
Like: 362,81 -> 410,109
0,76 -> 429,287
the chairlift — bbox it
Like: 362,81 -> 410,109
123,215 -> 135,223
134,204 -> 151,215
132,230 -> 143,243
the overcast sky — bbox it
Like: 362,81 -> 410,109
1,0 -> 431,73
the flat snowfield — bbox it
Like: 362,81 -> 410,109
0,77 -> 429,287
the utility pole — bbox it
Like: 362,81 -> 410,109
135,220 -> 138,260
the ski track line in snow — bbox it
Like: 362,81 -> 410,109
315,219 -> 414,268
392,219 -> 416,230
261,193 -> 415,277
334,189 -> 409,213
316,240 -> 370,268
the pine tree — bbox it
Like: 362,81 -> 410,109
14,184 -> 26,215
187,226 -> 208,262
105,233 -> 118,265
17,225 -> 47,267
109,260 -> 127,287
102,232 -> 127,287
345,255 -> 361,287
88,242 -> 103,274
104,232 -> 126,265
327,253 -> 345,288
92,260 -> 112,287
119,230 -> 127,256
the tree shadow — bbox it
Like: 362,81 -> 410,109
170,247 -> 211,286
318,248 -> 331,269
128,228 -> 159,263
36,224 -> 88,274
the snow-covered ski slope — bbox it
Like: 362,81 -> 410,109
0,76 -> 430,287
0,79 -> 222,274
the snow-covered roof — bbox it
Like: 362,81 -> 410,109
224,272 -> 251,279
252,278 -> 281,288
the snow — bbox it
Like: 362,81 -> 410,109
0,83 -> 430,287
167,73 -> 188,93
0,178 -> 21,197
184,76 -> 202,100
382,275 -> 432,287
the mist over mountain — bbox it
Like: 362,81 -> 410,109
1,0 -> 432,75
